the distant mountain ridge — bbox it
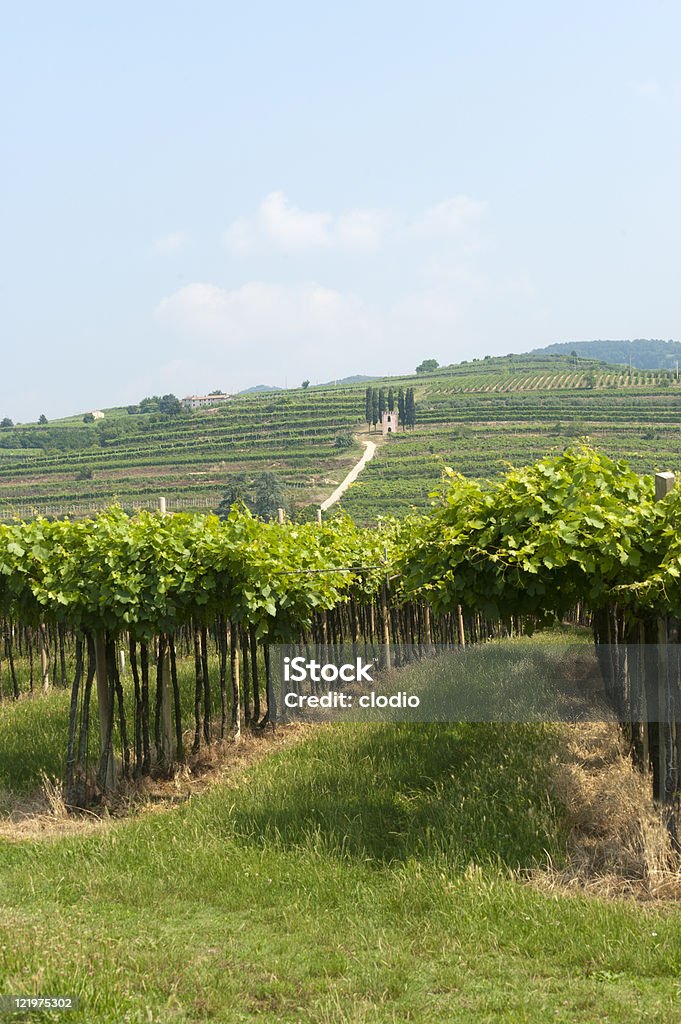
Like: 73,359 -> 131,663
528,339 -> 681,370
315,375 -> 377,387
239,374 -> 376,394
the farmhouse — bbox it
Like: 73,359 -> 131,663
182,394 -> 232,410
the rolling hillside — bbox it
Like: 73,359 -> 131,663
1,353 -> 681,522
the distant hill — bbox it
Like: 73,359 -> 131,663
240,375 -> 376,393
528,339 -> 681,370
315,375 -> 377,387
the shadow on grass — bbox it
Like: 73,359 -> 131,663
201,719 -> 566,870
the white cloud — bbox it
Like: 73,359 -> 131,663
154,280 -> 378,346
259,192 -> 331,249
223,192 -> 390,253
409,196 -> 488,238
155,193 -> 495,384
223,191 -> 487,254
153,232 -> 189,254
334,209 -> 391,249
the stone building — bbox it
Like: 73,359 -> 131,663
381,409 -> 398,435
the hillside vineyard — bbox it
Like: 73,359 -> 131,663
3,354 -> 681,523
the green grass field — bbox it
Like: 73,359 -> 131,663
1,638 -> 680,1023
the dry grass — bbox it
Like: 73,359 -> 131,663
0,722 -> 311,841
531,721 -> 681,901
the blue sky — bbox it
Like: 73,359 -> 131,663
2,1 -> 681,419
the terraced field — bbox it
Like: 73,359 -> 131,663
0,389 -> 366,518
2,354 -> 680,521
336,359 -> 681,521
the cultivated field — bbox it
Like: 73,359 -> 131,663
1,354 -> 681,522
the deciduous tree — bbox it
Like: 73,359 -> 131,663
416,359 -> 439,374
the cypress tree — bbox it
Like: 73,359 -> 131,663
371,391 -> 379,431
397,388 -> 406,429
365,387 -> 373,427
406,388 -> 416,429
387,387 -> 394,412
378,389 -> 386,421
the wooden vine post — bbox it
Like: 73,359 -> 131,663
423,604 -> 432,655
157,498 -> 174,767
95,632 -> 115,793
230,626 -> 241,743
40,626 -> 50,692
159,636 -> 174,767
655,471 -> 675,809
457,605 -> 466,647
381,543 -> 391,670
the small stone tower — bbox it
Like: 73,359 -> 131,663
381,409 -> 398,436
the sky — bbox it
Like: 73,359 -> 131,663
2,0 -> 681,420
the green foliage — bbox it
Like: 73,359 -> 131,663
405,387 -> 416,428
292,503 -> 321,523
397,445 -> 661,619
253,471 -> 287,521
138,394 -> 182,415
216,472 -> 251,519
397,387 -> 405,425
334,433 -> 353,449
0,502 -> 398,639
158,394 -> 182,415
416,358 -> 439,373
38,414 -> 48,425
3,441 -> 681,640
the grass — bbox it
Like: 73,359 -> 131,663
0,651 -> 261,796
1,637 -> 681,1021
0,691 -> 84,796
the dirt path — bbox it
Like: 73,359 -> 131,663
320,437 -> 377,511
